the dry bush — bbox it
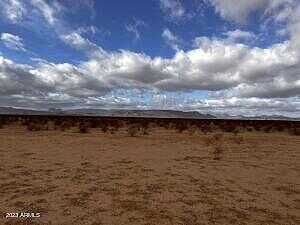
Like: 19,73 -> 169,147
290,127 -> 300,136
221,123 -> 237,133
127,124 -> 140,137
275,125 -> 285,132
213,145 -> 223,160
175,123 -> 187,133
213,133 -> 224,142
234,135 -> 244,144
90,120 -> 101,128
247,127 -> 253,132
253,125 -> 261,131
27,123 -> 44,131
101,124 -> 108,133
78,123 -> 89,133
232,127 -> 240,136
200,125 -> 212,134
141,126 -> 150,135
109,127 -> 118,134
203,136 -> 213,146
60,122 -> 72,131
187,125 -> 198,135
263,126 -> 272,133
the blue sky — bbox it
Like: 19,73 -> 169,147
0,0 -> 299,117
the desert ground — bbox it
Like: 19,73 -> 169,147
0,116 -> 299,225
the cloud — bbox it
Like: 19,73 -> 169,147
209,0 -> 269,23
159,0 -> 186,21
1,36 -> 299,99
125,19 -> 146,41
30,0 -> 62,25
1,33 -> 26,51
0,56 -> 45,95
224,29 -> 256,42
60,31 -> 106,57
0,0 -> 26,23
162,28 -> 181,51
208,0 -> 295,23
58,34 -> 300,99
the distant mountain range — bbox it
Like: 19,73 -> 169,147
0,107 -> 299,121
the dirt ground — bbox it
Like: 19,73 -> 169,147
0,125 -> 299,225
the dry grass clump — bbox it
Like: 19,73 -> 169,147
200,125 -> 212,134
127,124 -> 140,137
78,123 -> 89,133
222,124 -> 237,133
290,127 -> 300,136
276,125 -> 285,132
141,125 -> 150,135
210,133 -> 224,160
175,123 -> 188,133
90,120 -> 101,128
203,136 -> 213,146
213,146 -> 223,160
109,126 -> 118,134
263,126 -> 273,133
60,122 -> 72,131
187,125 -> 199,135
234,135 -> 244,144
100,124 -> 108,133
232,128 -> 240,136
213,133 -> 224,142
27,123 -> 44,131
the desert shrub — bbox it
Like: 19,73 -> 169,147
21,119 -> 30,126
290,127 -> 300,136
54,120 -> 63,128
60,122 -> 71,131
27,123 -> 44,131
234,135 -> 244,144
78,123 -> 89,133
142,127 -> 149,135
203,136 -> 213,146
176,123 -> 187,133
101,124 -> 108,133
109,126 -> 118,134
213,133 -> 223,142
127,124 -> 139,137
213,146 -> 223,160
263,126 -> 272,133
232,128 -> 240,136
200,125 -> 211,134
140,123 -> 150,135
275,125 -> 285,132
246,127 -> 253,132
222,124 -> 237,133
141,124 -> 150,135
187,125 -> 198,135
90,120 -> 100,128
253,125 -> 261,131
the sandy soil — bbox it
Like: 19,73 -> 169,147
0,125 -> 299,225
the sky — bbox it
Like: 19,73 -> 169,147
0,0 -> 299,117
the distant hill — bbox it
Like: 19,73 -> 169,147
0,107 -> 50,115
0,107 -> 299,121
0,107 -> 215,119
64,109 -> 216,119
